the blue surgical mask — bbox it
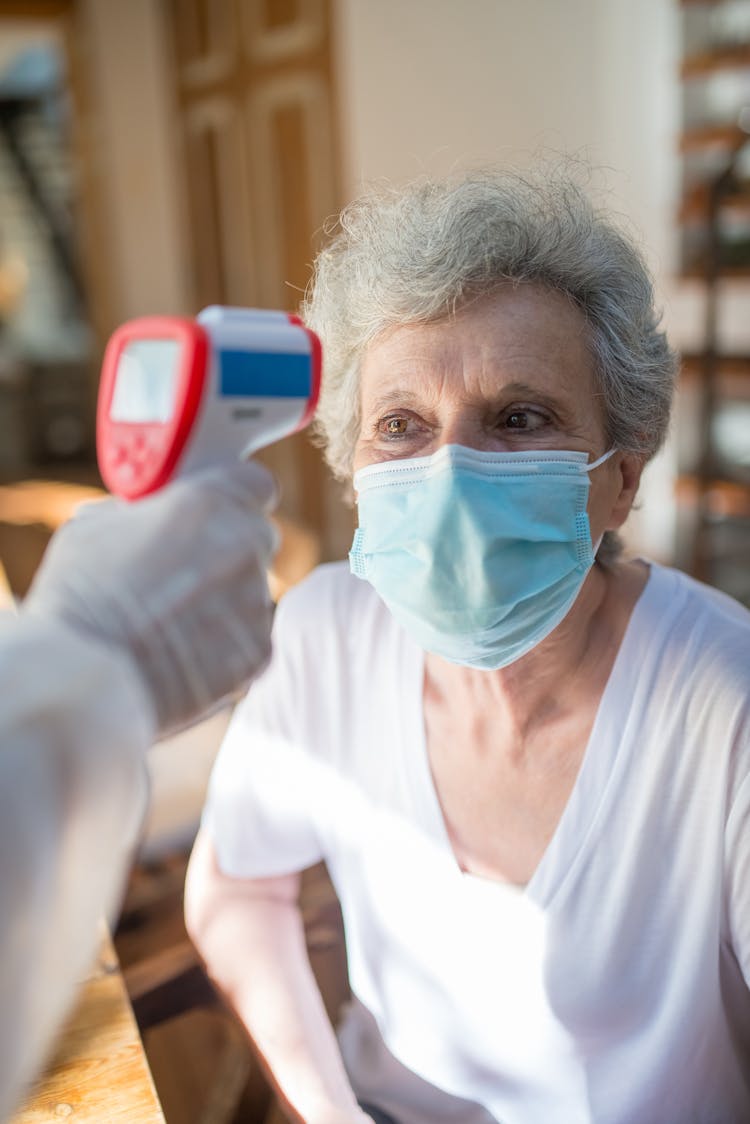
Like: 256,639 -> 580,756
349,443 -> 615,669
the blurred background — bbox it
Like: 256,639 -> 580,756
1,2 -> 749,1121
0,0 -> 748,601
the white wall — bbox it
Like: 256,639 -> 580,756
333,0 -> 685,559
334,0 -> 679,263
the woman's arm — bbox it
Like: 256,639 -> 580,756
185,830 -> 372,1124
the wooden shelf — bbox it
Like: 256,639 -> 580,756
679,183 -> 750,223
680,352 -> 750,381
680,260 -> 750,279
683,359 -> 750,404
676,475 -> 750,517
682,43 -> 750,78
677,0 -> 750,595
679,123 -> 749,154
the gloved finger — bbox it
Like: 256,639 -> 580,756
70,462 -> 279,534
187,460 -> 280,515
238,459 -> 280,513
69,496 -> 122,523
71,496 -> 111,521
215,506 -> 280,568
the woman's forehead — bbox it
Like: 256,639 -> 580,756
360,285 -> 597,406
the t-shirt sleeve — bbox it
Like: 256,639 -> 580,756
201,581 -> 331,879
725,765 -> 750,988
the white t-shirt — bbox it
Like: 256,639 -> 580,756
203,561 -> 750,1124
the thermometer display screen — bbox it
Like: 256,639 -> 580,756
109,339 -> 181,424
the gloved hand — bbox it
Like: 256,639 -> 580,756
23,461 -> 279,735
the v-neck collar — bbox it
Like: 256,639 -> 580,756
402,562 -> 678,909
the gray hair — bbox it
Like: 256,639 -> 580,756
302,167 -> 678,564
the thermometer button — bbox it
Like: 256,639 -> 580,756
116,461 -> 135,483
145,435 -> 163,457
105,444 -> 128,468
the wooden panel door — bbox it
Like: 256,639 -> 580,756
166,0 -> 348,557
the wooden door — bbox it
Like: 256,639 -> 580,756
166,0 -> 348,557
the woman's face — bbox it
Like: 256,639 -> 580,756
354,283 -> 642,541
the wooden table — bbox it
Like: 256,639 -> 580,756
11,929 -> 165,1123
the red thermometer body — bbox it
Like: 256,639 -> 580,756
96,306 -> 321,500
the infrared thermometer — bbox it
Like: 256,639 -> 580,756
96,305 -> 321,500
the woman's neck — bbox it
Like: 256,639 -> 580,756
424,558 -> 649,745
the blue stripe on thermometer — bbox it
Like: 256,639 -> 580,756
219,350 -> 311,397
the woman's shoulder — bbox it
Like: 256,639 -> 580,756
644,562 -> 750,686
274,560 -> 393,643
648,562 -> 750,634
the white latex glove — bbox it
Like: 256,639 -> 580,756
23,461 -> 279,735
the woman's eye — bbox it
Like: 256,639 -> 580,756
379,415 -> 410,437
503,408 -> 548,431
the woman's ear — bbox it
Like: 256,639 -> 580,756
607,452 -> 646,531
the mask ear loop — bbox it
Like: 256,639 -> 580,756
586,449 -> 617,557
585,447 -> 617,473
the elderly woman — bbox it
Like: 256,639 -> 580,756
185,170 -> 750,1124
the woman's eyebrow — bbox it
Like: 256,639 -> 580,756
498,382 -> 573,414
494,381 -> 561,405
363,389 -> 429,415
365,382 -> 572,415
